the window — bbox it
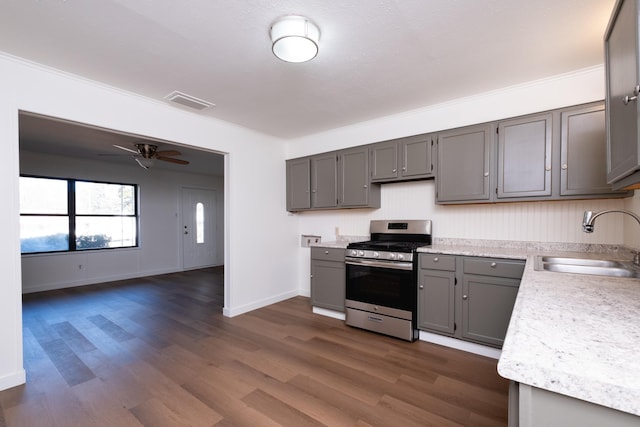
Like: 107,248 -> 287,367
196,202 -> 204,244
20,176 -> 138,254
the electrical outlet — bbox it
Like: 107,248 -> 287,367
301,235 -> 321,247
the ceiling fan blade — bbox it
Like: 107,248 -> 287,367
157,156 -> 189,165
113,144 -> 139,154
134,158 -> 151,169
155,150 -> 182,157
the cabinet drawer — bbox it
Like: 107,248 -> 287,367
420,254 -> 456,271
463,257 -> 524,279
311,247 -> 345,262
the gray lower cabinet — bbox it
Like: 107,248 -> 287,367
605,0 -> 640,190
436,124 -> 493,202
418,255 -> 456,334
310,247 -> 345,312
370,134 -> 434,183
515,384 -> 639,427
418,253 -> 524,348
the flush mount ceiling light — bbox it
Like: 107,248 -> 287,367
270,15 -> 320,63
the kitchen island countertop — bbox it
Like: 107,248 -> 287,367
418,242 -> 640,417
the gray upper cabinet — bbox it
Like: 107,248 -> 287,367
605,0 -> 640,190
370,140 -> 399,181
370,134 -> 434,183
436,102 -> 630,204
560,104 -> 627,196
286,147 -> 380,212
497,113 -> 552,199
340,146 -> 379,207
311,153 -> 338,208
436,124 -> 493,202
286,157 -> 311,211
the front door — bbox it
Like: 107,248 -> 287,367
182,188 -> 216,270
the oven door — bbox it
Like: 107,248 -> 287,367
345,257 -> 415,313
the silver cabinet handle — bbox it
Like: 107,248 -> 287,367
363,184 -> 368,188
545,165 -> 551,171
561,163 -> 568,170
392,169 -> 397,173
483,172 -> 489,177
491,262 -> 497,268
419,285 -> 424,289
433,257 -> 439,262
624,85 -> 640,105
324,250 -> 329,254
463,294 -> 468,300
402,167 -> 406,171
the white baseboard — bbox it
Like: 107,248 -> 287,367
419,330 -> 502,359
223,289 -> 300,317
0,369 -> 26,391
22,267 -> 183,294
312,306 -> 345,320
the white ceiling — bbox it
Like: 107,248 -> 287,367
1,0 -> 616,141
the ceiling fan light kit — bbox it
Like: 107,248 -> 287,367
270,15 -> 320,63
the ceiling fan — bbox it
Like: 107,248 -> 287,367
106,143 -> 190,169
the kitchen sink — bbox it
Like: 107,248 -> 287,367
534,255 -> 640,278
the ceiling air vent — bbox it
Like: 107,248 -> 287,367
165,91 -> 215,111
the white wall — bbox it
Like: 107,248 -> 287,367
285,66 -> 631,295
624,193 -> 640,249
20,151 -> 225,293
0,53 -> 299,391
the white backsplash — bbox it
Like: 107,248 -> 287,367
298,180 -> 630,246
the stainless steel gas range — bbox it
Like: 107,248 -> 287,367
345,219 -> 432,341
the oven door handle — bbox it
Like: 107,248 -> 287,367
345,257 -> 413,271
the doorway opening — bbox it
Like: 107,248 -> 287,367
18,111 -> 227,301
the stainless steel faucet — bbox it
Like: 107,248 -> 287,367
582,209 -> 640,265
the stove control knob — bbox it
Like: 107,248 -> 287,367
358,250 -> 365,257
349,249 -> 357,256
373,251 -> 379,258
397,254 -> 405,260
389,253 -> 396,259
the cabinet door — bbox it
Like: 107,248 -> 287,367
310,259 -> 345,312
311,153 -> 338,208
461,274 -> 519,348
370,141 -> 399,181
339,147 -> 370,206
418,269 -> 456,335
286,158 -> 310,211
605,0 -> 640,184
401,137 -> 433,178
561,104 -> 626,196
497,113 -> 552,199
436,124 -> 493,202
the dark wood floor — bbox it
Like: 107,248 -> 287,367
0,267 -> 509,426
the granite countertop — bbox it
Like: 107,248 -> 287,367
418,240 -> 640,417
